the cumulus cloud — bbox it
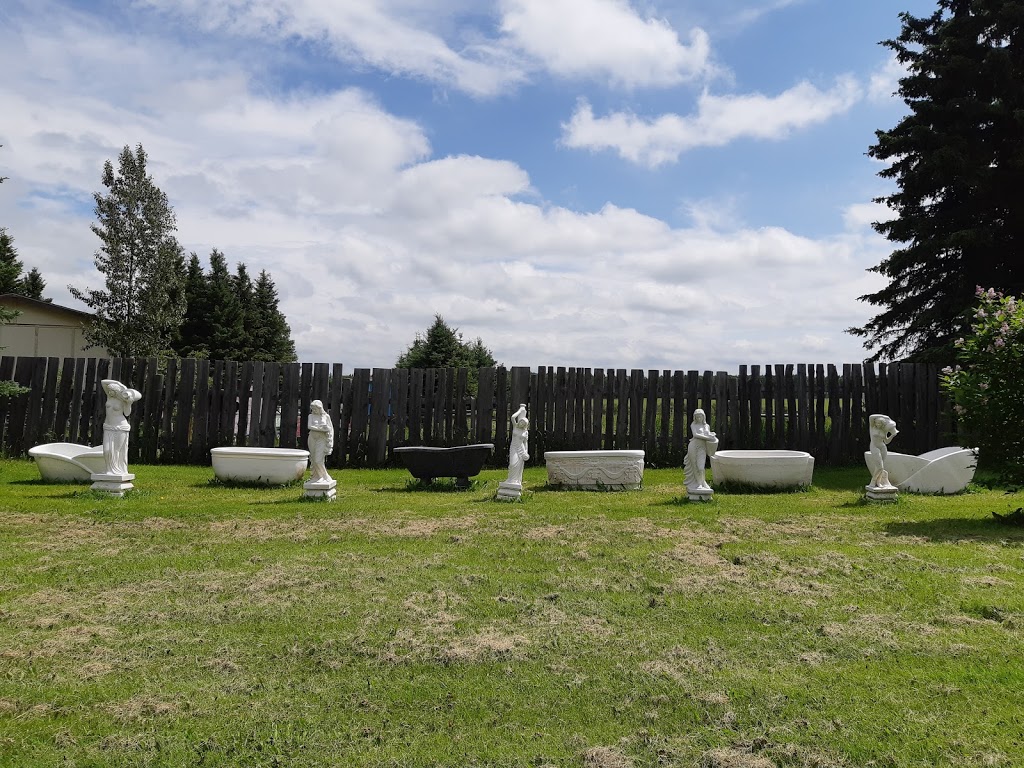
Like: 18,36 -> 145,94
499,0 -> 712,88
562,76 -> 862,166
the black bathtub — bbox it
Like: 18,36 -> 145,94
394,444 -> 494,487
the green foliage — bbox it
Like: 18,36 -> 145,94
0,228 -> 21,294
69,144 -> 186,357
941,286 -> 1024,482
397,314 -> 498,370
0,304 -> 27,398
851,0 -> 1024,361
174,254 -> 295,363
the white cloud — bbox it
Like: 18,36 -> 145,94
868,55 -> 906,103
499,0 -> 712,88
562,76 -> 862,166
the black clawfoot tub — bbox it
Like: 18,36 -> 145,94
394,444 -> 494,487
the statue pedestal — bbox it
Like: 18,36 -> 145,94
304,478 -> 337,501
687,486 -> 714,502
90,472 -> 135,497
865,484 -> 898,503
496,480 -> 523,501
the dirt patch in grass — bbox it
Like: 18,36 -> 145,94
700,747 -> 775,768
104,694 -> 180,722
583,746 -> 634,767
206,515 -> 480,542
437,628 -> 530,663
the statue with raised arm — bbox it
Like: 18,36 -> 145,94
90,378 -> 142,496
684,409 -> 718,499
865,414 -> 899,498
497,404 -> 529,500
304,400 -> 337,500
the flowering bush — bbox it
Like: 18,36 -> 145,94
940,287 -> 1024,482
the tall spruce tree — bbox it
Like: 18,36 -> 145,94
0,229 -> 22,295
249,270 -> 296,363
849,0 -> 1024,361
175,252 -> 210,358
19,268 -> 47,301
204,249 -> 245,361
232,262 -> 255,361
69,144 -> 186,357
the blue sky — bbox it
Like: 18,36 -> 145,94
0,0 -> 937,369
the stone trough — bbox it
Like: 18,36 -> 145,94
544,450 -> 645,490
710,449 -> 815,489
210,447 -> 309,485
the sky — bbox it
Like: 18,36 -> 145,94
0,0 -> 939,371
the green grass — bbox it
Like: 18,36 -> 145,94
1,459 -> 1023,768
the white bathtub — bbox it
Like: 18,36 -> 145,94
28,442 -> 106,482
866,446 -> 977,494
210,447 -> 309,485
710,449 -> 815,489
544,450 -> 645,490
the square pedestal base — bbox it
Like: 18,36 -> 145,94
865,484 -> 898,502
496,481 -> 523,501
687,487 -> 714,502
304,478 -> 337,501
90,472 -> 135,497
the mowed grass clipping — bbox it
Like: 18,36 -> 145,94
1,459 -> 1023,768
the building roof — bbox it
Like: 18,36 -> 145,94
0,293 -> 95,321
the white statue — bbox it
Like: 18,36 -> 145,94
307,400 -> 334,483
304,399 -> 337,500
497,404 -> 529,500
100,379 -> 141,476
90,378 -> 141,496
684,408 -> 718,499
865,413 -> 899,494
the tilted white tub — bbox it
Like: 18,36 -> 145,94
29,442 -> 107,482
210,447 -> 309,485
544,450 -> 645,490
710,449 -> 814,489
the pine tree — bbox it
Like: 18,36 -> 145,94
204,249 -> 245,361
249,270 -> 296,363
175,252 -> 210,358
849,0 -> 1024,361
69,144 -> 186,357
232,262 -> 255,361
18,268 -> 47,301
0,228 -> 22,295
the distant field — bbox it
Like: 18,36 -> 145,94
1,460 -> 1022,767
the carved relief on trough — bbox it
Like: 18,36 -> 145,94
544,450 -> 645,490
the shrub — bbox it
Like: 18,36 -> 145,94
940,287 -> 1024,482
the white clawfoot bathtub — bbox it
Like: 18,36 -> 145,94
710,450 -> 815,489
544,450 -> 645,490
210,447 -> 309,485
29,443 -> 107,482
866,446 -> 977,494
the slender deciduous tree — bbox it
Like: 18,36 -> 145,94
69,144 -> 186,357
849,0 -> 1024,361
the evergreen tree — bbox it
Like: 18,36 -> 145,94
204,249 -> 245,361
249,270 -> 296,363
849,0 -> 1024,361
175,252 -> 210,358
0,228 -> 22,295
69,144 -> 186,357
232,262 -> 255,361
396,315 -> 499,370
18,268 -> 47,301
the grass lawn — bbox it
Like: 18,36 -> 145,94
1,459 -> 1023,768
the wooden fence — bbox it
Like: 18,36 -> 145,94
0,356 -> 956,468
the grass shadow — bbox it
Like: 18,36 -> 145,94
883,515 -> 1024,543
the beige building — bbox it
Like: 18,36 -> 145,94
0,294 -> 110,359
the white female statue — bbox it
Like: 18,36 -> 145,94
684,408 -> 719,498
100,379 -> 142,476
866,413 -> 899,490
307,400 -> 335,484
497,404 -> 529,500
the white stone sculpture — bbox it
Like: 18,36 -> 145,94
497,404 -> 529,500
90,379 -> 142,496
304,399 -> 336,500
684,408 -> 719,501
876,446 -> 978,494
865,413 -> 899,501
544,450 -> 645,490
